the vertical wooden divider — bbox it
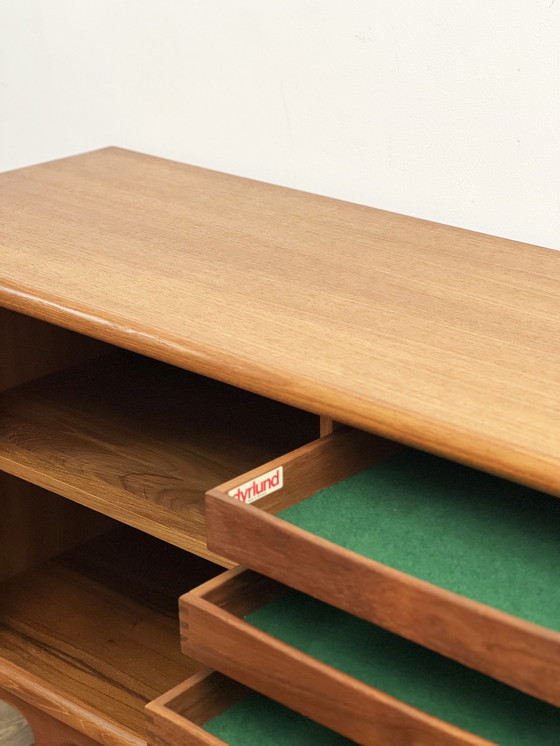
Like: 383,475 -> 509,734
319,416 -> 343,437
0,309 -> 115,580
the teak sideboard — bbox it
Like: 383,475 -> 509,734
0,147 -> 558,745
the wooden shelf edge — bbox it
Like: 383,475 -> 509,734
0,658 -> 145,746
0,457 -> 233,568
1,285 -> 558,500
0,350 -> 316,567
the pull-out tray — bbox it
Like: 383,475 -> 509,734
180,568 -> 560,746
145,668 -> 353,745
205,428 -> 560,706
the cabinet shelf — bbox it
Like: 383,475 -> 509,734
0,349 -> 317,566
0,525 -> 220,745
2,146 -> 558,744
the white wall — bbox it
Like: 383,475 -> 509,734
1,0 -> 559,249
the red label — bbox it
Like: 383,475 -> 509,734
228,466 -> 284,504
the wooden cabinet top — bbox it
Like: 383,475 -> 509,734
1,147 -> 558,494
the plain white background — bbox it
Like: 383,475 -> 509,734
1,0 -> 559,249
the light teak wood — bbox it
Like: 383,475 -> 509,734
180,568 -> 492,746
319,416 -> 342,437
206,429 -> 560,707
0,661 -> 143,746
146,669 -> 249,746
208,427 -> 400,515
0,525 -> 220,745
1,148 -> 559,495
0,349 -> 317,566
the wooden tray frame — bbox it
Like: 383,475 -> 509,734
146,669 -> 249,746
205,428 -> 560,707
179,567 -> 495,746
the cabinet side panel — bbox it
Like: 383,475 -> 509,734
0,474 -> 115,581
0,308 -> 115,579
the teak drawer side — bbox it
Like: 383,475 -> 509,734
205,429 -> 560,707
179,568 -> 499,746
146,668 -> 355,746
146,670 -> 247,746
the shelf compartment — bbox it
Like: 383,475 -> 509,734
146,668 -> 353,745
180,567 -> 560,746
0,349 -> 318,566
0,306 -> 110,394
0,524 -> 220,745
205,428 -> 560,705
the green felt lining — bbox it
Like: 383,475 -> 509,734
279,448 -> 560,631
202,690 -> 352,744
246,591 -> 560,746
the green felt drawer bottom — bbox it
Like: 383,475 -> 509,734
203,690 -> 351,744
279,448 -> 560,631
245,590 -> 559,746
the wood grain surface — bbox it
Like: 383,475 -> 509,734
0,349 -> 317,565
180,569 -> 492,746
208,428 -> 399,516
206,430 -> 560,707
1,148 -> 558,494
209,489 -> 560,708
0,525 -> 220,745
